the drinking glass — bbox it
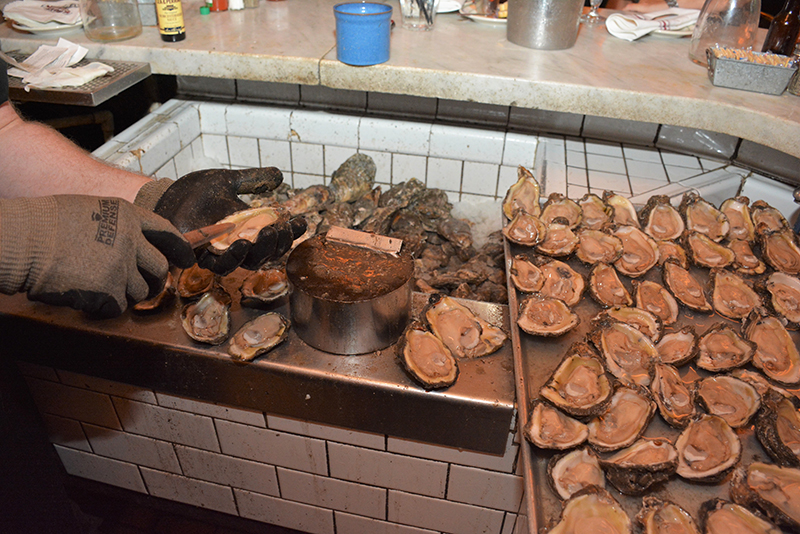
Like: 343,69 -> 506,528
581,0 -> 605,24
399,0 -> 437,30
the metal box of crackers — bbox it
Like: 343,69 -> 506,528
706,45 -> 799,95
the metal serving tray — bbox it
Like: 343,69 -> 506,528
504,238 -> 800,534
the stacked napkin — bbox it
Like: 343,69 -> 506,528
605,8 -> 700,41
2,0 -> 81,30
6,39 -> 114,91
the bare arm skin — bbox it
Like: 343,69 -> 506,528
0,101 -> 150,202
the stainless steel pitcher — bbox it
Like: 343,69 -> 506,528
507,0 -> 584,50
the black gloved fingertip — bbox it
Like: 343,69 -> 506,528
290,216 -> 308,239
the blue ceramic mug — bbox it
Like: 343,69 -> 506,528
334,2 -> 393,66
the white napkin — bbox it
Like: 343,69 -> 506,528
2,0 -> 81,27
6,39 -> 113,91
605,8 -> 699,41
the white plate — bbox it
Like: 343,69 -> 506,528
12,21 -> 83,34
458,9 -> 507,23
653,27 -> 694,36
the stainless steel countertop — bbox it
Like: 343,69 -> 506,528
0,270 -> 516,454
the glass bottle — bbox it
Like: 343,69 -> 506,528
762,0 -> 800,55
688,0 -> 761,66
79,0 -> 142,42
155,0 -> 185,42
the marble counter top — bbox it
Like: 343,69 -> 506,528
1,0 -> 798,157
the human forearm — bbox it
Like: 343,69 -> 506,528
0,102 -> 150,202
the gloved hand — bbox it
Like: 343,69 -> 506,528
0,195 -> 196,318
136,168 -> 307,275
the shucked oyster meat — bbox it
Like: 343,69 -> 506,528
696,323 -> 755,372
575,229 -> 624,265
663,260 -> 713,313
700,500 -> 781,534
761,230 -> 800,275
424,294 -> 506,358
684,231 -> 735,269
720,196 -> 756,242
397,321 -> 458,390
537,258 -> 585,307
755,390 -> 800,467
728,238 -> 766,275
656,327 -> 698,367
502,211 -> 547,246
209,206 -> 286,253
228,312 -> 290,361
651,363 -> 697,428
605,191 -> 640,228
764,272 -> 800,327
525,400 -> 588,450
599,437 -> 678,495
744,311 -> 800,385
710,269 -> 761,321
549,486 -> 632,534
181,288 -> 231,345
614,225 -> 660,278
548,447 -> 605,500
590,318 -> 659,387
597,306 -> 662,343
589,263 -> 633,308
541,193 -> 583,228
502,165 -> 541,219
539,342 -> 613,417
751,200 -> 789,236
517,295 -> 580,337
675,414 -> 741,482
578,193 -> 613,230
730,462 -> 800,531
587,386 -> 655,452
509,254 -> 544,293
536,219 -> 580,257
696,375 -> 761,428
633,280 -> 679,326
636,498 -> 700,534
679,192 -> 730,242
639,195 -> 684,241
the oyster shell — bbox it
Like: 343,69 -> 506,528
587,386 -> 656,452
535,219 -> 580,257
599,438 -> 678,495
228,312 -> 290,361
761,230 -> 800,275
575,229 -> 624,265
751,200 -> 789,236
636,498 -> 700,534
696,375 -> 761,428
397,321 -> 458,390
700,500 -> 781,534
502,211 -> 547,246
604,191 -> 640,228
539,342 -> 614,417
732,368 -> 793,398
209,207 -> 285,253
578,193 -> 613,231
744,311 -> 800,385
502,165 -> 541,220
329,153 -> 375,203
518,295 -> 580,337
509,254 -> 544,293
589,263 -> 633,308
662,260 -> 713,313
180,288 -> 232,345
590,319 -> 659,387
679,192 -> 730,243
177,264 -> 215,299
651,363 -> 697,428
133,272 -> 176,313
764,272 -> 800,327
755,389 -> 800,467
710,269 -> 761,321
525,400 -> 588,450
239,267 -> 291,309
597,306 -> 662,343
728,238 -> 766,275
640,195 -> 685,241
656,327 -> 698,367
675,414 -> 741,482
281,184 -> 333,216
633,280 -> 680,327
720,196 -> 756,242
730,462 -> 800,531
684,231 -> 735,269
613,225 -> 660,278
657,240 -> 689,269
541,193 -> 583,228
537,258 -> 586,307
548,448 -> 605,500
424,294 -> 506,358
550,486 -> 632,534
696,323 -> 755,372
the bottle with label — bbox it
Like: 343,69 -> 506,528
155,0 -> 185,41
762,0 -> 800,55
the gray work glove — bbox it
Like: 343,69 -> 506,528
0,195 -> 196,318
135,168 -> 307,275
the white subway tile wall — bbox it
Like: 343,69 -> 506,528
19,365 -> 523,534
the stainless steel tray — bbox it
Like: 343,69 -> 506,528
505,239 -> 800,533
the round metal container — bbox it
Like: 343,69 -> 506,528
285,235 -> 414,355
507,0 -> 584,50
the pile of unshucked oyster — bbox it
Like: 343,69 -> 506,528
503,165 -> 800,533
153,153 -> 507,362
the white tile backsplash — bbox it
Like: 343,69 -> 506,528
196,101 -> 228,136
392,154 -> 428,185
388,490 -> 505,534
388,433 -> 517,473
292,142 -> 326,176
587,153 -> 627,175
429,124 -> 505,164
359,116 -> 431,156
26,377 -> 121,430
170,106 -> 202,150
334,512 -> 440,534
41,413 -> 91,452
259,138 -> 293,172
291,110 -> 359,148
446,465 -> 524,513
278,467 -> 387,519
235,488 -> 335,534
202,133 -> 230,166
112,397 -> 220,451
141,467 -> 238,514
175,445 -> 280,496
266,415 -> 385,450
502,133 -> 538,168
57,371 -> 157,404
55,445 -> 147,493
156,393 -> 266,427
228,135 -> 260,168
426,158 -> 463,192
83,423 -> 181,473
462,161 -> 500,196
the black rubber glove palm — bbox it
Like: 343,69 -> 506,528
153,168 -> 307,275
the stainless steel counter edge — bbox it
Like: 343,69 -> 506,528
1,0 -> 798,158
0,290 -> 516,455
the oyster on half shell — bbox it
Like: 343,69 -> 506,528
599,438 -> 678,495
700,500 -> 781,534
604,192 -> 640,228
634,280 -> 680,326
696,375 -> 761,428
539,342 -> 614,417
636,498 -> 700,534
679,192 -> 730,242
589,263 -> 633,308
537,258 -> 586,307
397,321 -> 458,390
575,229 -> 624,265
550,486 -> 632,534
587,386 -> 656,452
525,400 -> 588,450
536,219 -> 580,257
656,327 -> 698,367
764,271 -> 800,327
181,288 -> 232,345
548,448 -> 606,500
541,193 -> 583,228
578,193 -> 613,230
239,267 -> 291,308
502,211 -> 547,246
228,312 -> 290,361
509,254 -> 544,293
614,225 -> 660,278
657,240 -> 689,269
590,319 -> 659,387
728,239 -> 766,275
502,165 -> 541,219
518,295 -> 580,337
710,269 -> 761,321
684,231 -> 735,269
720,196 -> 756,242
730,462 -> 800,531
696,323 -> 755,372
663,260 -> 713,313
209,206 -> 286,253
675,414 -> 741,482
744,311 -> 800,385
651,363 -> 697,428
761,230 -> 800,275
640,195 -> 684,241
755,390 -> 800,467
424,294 -> 506,358
751,200 -> 789,236
597,306 -> 662,343
177,264 -> 215,299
